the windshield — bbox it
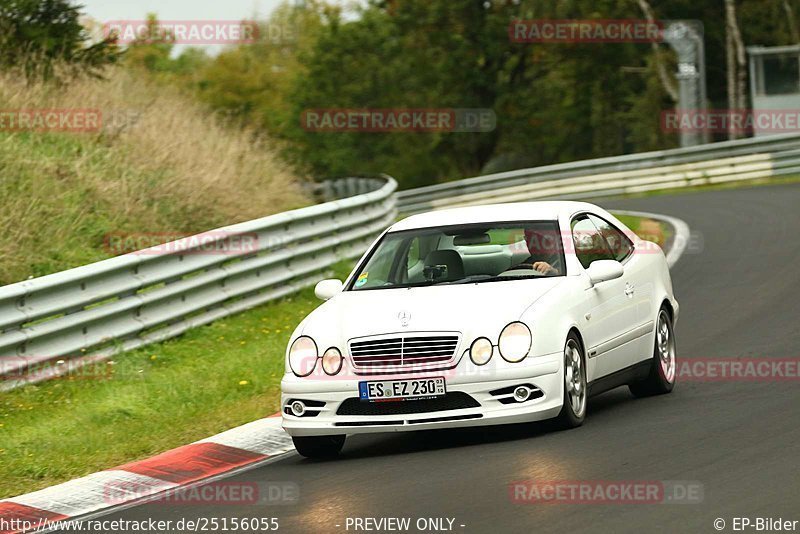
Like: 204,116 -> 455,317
348,221 -> 565,291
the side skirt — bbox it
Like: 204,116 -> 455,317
588,360 -> 651,397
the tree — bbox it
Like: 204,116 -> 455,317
122,14 -> 177,74
782,0 -> 799,43
179,0 -> 800,187
725,0 -> 747,139
278,0 -> 673,186
636,0 -> 678,103
0,0 -> 120,81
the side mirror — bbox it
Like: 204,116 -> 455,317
314,279 -> 343,300
586,260 -> 624,285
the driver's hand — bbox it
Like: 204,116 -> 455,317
532,261 -> 557,274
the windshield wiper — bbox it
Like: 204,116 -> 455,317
362,274 -> 547,290
398,279 -> 453,288
467,274 -> 547,284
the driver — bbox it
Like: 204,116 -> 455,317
518,228 -> 560,275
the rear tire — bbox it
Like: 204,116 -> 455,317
553,332 -> 587,429
292,435 -> 346,459
629,307 -> 676,397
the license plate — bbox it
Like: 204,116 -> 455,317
358,377 -> 446,402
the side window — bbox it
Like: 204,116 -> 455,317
571,216 -> 615,269
588,215 -> 634,262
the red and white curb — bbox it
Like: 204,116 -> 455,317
0,415 -> 292,533
0,211 -> 690,533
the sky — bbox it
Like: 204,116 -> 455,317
79,0 -> 286,24
79,0 -> 293,55
78,0 -> 354,55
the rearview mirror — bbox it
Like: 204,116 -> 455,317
315,279 -> 343,300
586,260 -> 624,285
453,233 -> 491,246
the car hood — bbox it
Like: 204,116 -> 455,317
300,277 -> 565,343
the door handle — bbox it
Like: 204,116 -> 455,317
624,283 -> 635,297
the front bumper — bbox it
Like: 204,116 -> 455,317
281,352 -> 563,436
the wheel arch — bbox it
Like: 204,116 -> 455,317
660,298 -> 674,320
565,325 -> 598,382
567,326 -> 586,353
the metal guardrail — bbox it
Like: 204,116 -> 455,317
397,133 -> 800,214
4,133 -> 800,389
309,176 -> 390,203
0,176 -> 397,390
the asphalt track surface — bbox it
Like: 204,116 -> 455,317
92,183 -> 800,534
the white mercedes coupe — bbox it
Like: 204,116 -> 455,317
281,201 -> 678,458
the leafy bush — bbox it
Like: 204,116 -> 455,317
0,0 -> 121,81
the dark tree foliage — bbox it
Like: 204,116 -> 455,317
158,0 -> 799,188
0,0 -> 120,80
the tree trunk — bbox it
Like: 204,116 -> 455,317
636,0 -> 678,103
783,0 -> 800,43
725,1 -> 737,139
725,0 -> 747,139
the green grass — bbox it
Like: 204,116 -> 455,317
614,213 -> 672,248
0,215 -> 667,498
0,69 -> 305,286
0,262 -> 351,498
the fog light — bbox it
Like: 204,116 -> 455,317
290,400 -> 306,416
513,386 -> 531,402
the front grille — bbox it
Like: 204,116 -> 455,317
336,392 -> 480,416
349,334 -> 459,370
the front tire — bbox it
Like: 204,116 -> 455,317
292,435 -> 346,459
553,332 -> 587,429
629,307 -> 676,397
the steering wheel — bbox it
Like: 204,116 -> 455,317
509,259 -> 561,275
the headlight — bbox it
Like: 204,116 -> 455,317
289,336 -> 318,376
498,322 -> 531,363
322,347 -> 343,375
469,337 -> 493,366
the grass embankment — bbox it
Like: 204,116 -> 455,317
0,215 -> 668,498
0,261 -> 351,498
0,69 -> 307,285
615,213 -> 671,248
